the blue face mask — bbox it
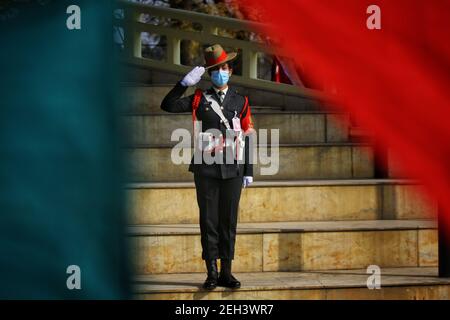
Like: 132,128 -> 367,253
211,69 -> 230,87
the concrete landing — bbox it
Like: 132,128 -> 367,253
133,267 -> 450,300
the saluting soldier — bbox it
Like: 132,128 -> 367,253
161,44 -> 255,290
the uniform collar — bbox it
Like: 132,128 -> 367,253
208,85 -> 235,106
212,85 -> 228,97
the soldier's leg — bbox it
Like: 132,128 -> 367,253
194,173 -> 221,260
217,176 -> 244,260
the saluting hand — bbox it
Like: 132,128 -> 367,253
180,66 -> 205,87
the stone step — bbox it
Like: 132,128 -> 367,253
120,85 -> 189,114
119,83 -> 331,113
121,112 -> 350,145
129,220 -> 437,275
126,179 -> 436,225
124,144 -> 375,182
348,128 -> 408,178
133,267 -> 450,300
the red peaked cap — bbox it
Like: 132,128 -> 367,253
204,44 -> 238,70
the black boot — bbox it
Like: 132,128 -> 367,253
218,259 -> 241,289
203,259 -> 218,290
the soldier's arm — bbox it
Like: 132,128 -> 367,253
160,80 -> 193,113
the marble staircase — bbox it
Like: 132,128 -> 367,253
122,83 -> 442,300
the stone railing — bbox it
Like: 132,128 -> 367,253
114,0 -> 329,100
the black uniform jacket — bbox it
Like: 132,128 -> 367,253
161,80 -> 254,180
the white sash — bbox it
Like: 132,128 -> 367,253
202,93 -> 232,130
195,92 -> 245,161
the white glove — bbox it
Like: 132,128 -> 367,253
180,66 -> 205,87
242,176 -> 253,188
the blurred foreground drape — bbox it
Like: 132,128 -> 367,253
0,0 -> 130,299
237,0 -> 450,234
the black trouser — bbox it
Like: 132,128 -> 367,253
194,174 -> 244,260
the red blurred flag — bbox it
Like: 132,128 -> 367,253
236,0 -> 450,231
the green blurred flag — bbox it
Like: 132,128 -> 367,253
0,0 -> 130,299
